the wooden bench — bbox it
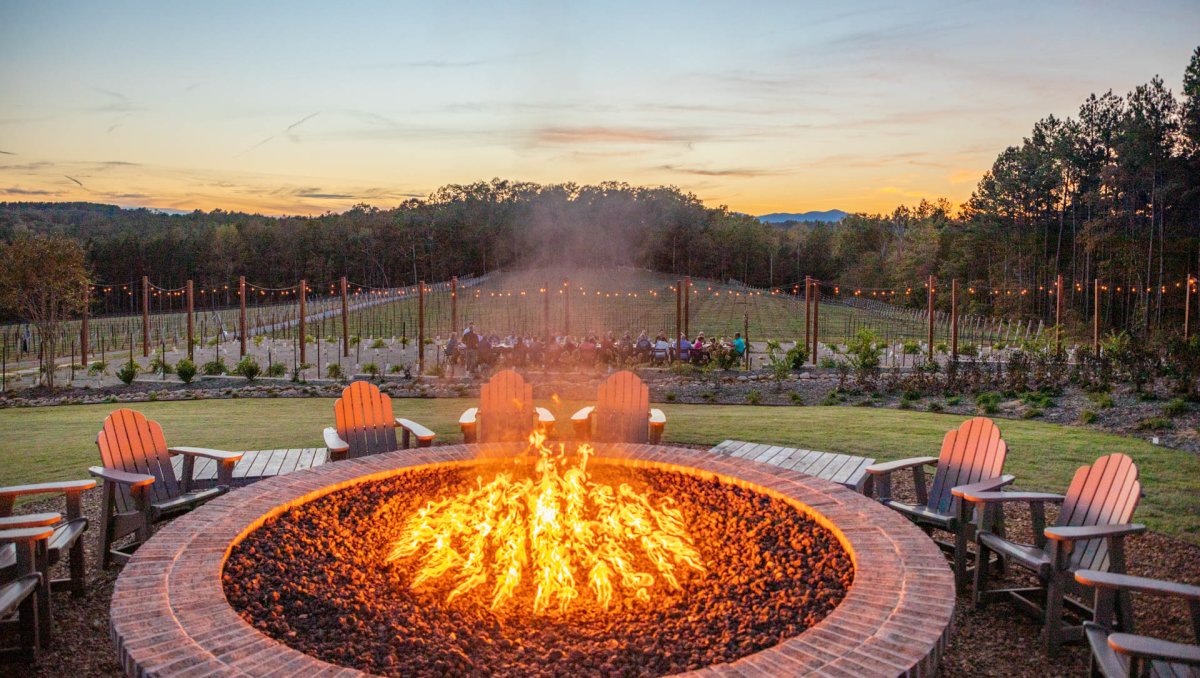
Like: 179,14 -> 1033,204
709,439 -> 874,492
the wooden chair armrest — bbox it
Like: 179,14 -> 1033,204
865,456 -> 937,475
570,406 -> 595,423
950,474 -> 1016,499
956,490 -> 1065,505
323,427 -> 350,454
1075,569 -> 1200,601
88,466 -> 155,489
0,513 -> 61,529
1107,633 -> 1200,666
395,418 -> 435,441
1045,523 -> 1146,543
535,407 -> 555,424
0,526 -> 55,543
168,446 -> 244,462
649,409 -> 666,425
0,479 -> 96,499
459,408 -> 478,425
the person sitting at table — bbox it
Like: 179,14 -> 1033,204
580,335 -> 598,366
692,333 -> 709,364
652,334 -> 670,365
636,331 -> 652,362
677,334 -> 692,363
733,332 -> 746,356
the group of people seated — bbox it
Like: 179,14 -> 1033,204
444,324 -> 746,373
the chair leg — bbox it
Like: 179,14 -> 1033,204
68,537 -> 87,596
952,526 -> 969,593
973,537 -> 991,608
402,428 -> 412,449
33,539 -> 51,645
98,484 -> 116,570
18,584 -> 39,660
1044,572 -> 1065,655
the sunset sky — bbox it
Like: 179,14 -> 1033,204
1,1 -> 1197,216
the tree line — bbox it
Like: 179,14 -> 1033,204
2,47 -> 1197,334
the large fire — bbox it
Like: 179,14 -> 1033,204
388,432 -> 706,614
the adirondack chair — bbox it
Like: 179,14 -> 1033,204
460,370 -> 554,443
0,526 -> 52,662
1075,569 -> 1200,677
864,417 -> 1013,590
571,370 -> 666,444
956,453 -> 1144,653
0,479 -> 94,597
89,409 -> 245,567
323,381 -> 436,461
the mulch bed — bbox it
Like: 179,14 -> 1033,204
7,455 -> 1200,678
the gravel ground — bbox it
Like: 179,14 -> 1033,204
5,454 -> 1199,678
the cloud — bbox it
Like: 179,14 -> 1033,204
657,165 -> 786,178
533,126 -> 698,145
238,112 -> 320,156
1,187 -> 61,196
0,150 -> 14,155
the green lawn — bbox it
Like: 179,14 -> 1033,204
2,400 -> 1196,543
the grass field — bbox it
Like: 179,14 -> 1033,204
2,399 -> 1195,543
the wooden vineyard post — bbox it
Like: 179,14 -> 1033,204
543,282 -> 550,341
1180,273 -> 1190,338
340,277 -> 349,357
80,284 -> 89,365
451,276 -> 458,336
812,281 -> 820,366
564,278 -> 571,338
141,275 -> 150,357
804,275 -> 812,348
684,276 -> 691,337
927,275 -> 935,359
418,280 -> 425,373
951,279 -> 959,360
1055,273 -> 1063,357
238,276 -> 247,357
743,312 -> 750,370
186,280 -> 195,361
1093,278 -> 1100,353
298,280 -> 307,365
675,280 -> 682,352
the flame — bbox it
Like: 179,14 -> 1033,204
388,432 -> 705,614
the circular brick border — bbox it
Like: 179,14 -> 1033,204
111,444 -> 955,677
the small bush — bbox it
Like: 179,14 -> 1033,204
233,356 -> 262,381
786,342 -> 808,369
927,401 -> 944,413
1088,392 -> 1115,409
1163,398 -> 1188,417
665,392 -> 677,402
746,390 -> 761,405
362,362 -> 380,378
669,362 -> 697,376
1022,407 -> 1043,419
350,335 -> 362,346
901,339 -> 922,355
326,364 -> 344,380
958,343 -> 979,358
206,337 -> 219,347
253,335 -> 264,346
201,358 -> 227,375
175,359 -> 197,383
789,392 -> 804,405
976,391 -> 1002,415
1136,416 -> 1171,431
935,341 -> 948,354
701,391 -> 716,403
1080,409 -> 1097,424
898,398 -> 913,410
946,395 -> 962,406
87,361 -> 109,377
116,360 -> 139,385
818,356 -> 840,369
149,356 -> 174,375
389,364 -> 403,373
147,391 -> 158,402
821,393 -> 839,406
267,362 -> 287,378
370,338 -> 387,349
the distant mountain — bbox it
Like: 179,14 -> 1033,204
757,209 -> 848,224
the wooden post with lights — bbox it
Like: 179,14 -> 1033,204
951,279 -> 959,360
450,276 -> 458,337
811,281 -> 820,366
804,275 -> 812,349
141,275 -> 150,357
418,280 -> 425,372
238,276 -> 247,357
80,284 -> 89,365
298,280 -> 307,365
926,276 -> 935,359
186,280 -> 195,361
1055,273 -> 1063,357
1186,275 -> 1194,340
675,281 -> 682,354
684,276 -> 691,337
564,278 -> 571,338
340,277 -> 349,357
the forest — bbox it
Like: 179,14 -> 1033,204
2,47 -> 1197,334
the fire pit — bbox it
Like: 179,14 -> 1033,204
110,443 -> 955,677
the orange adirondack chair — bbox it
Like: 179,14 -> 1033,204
89,409 -> 244,567
865,416 -> 1013,589
460,370 -> 554,443
956,452 -> 1144,653
571,370 -> 666,444
323,381 -> 435,461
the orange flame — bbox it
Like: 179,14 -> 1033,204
388,431 -> 705,613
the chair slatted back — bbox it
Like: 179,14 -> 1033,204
334,381 -> 398,458
594,371 -> 650,443
1057,453 -> 1141,572
97,409 -> 181,513
478,370 -> 535,443
927,417 -> 1008,515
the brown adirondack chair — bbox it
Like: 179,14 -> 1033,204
570,370 -> 666,444
460,370 -> 554,443
0,479 -> 94,598
323,381 -> 436,460
1076,569 -> 1200,677
864,417 -> 1013,590
0,526 -> 53,662
89,409 -> 245,567
956,453 -> 1144,653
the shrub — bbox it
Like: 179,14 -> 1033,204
201,358 -> 227,376
818,356 -> 840,369
1080,409 -> 1097,424
87,360 -> 109,377
370,338 -> 387,349
786,342 -> 808,369
935,341 -> 948,354
898,398 -> 913,410
362,362 -> 380,378
389,364 -> 403,373
669,362 -> 697,376
927,401 -> 944,413
149,356 -> 174,375
206,337 -> 219,347
665,392 -> 677,402
789,392 -> 804,405
976,391 -> 1002,415
350,335 -> 362,346
745,390 -> 761,405
1163,397 -> 1188,417
901,339 -> 922,355
399,336 -> 411,347
116,360 -> 139,385
326,364 -> 344,380
267,362 -> 287,378
821,393 -> 839,406
957,343 -> 979,358
946,395 -> 962,406
846,329 -> 883,371
702,391 -> 716,403
175,359 -> 197,383
233,356 -> 262,381
1136,417 -> 1171,431
147,391 -> 158,402
253,335 -> 265,347
1088,392 -> 1115,409
1022,407 -> 1043,419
